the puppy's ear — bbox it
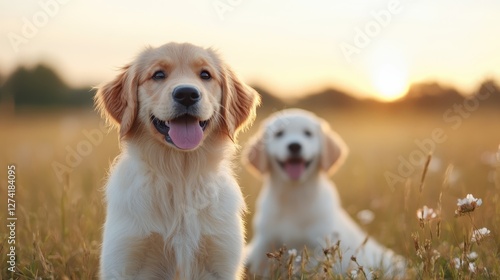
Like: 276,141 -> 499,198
220,65 -> 261,139
243,131 -> 268,175
321,121 -> 348,174
95,65 -> 138,138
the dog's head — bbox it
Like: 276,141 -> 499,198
244,109 -> 348,182
95,42 -> 259,151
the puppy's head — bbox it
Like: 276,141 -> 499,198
95,42 -> 259,151
244,109 -> 348,182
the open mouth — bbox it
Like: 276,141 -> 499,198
278,157 -> 312,180
151,114 -> 208,150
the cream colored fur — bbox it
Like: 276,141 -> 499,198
96,42 -> 259,279
244,109 -> 405,278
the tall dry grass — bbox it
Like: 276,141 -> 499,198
1,106 -> 499,279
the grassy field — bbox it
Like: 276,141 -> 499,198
0,105 -> 499,279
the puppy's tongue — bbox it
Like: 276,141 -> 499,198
168,116 -> 203,150
284,160 -> 305,180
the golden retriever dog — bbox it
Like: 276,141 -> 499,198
95,42 -> 259,279
244,109 -> 405,278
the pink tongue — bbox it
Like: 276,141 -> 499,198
168,117 -> 203,150
284,161 -> 305,180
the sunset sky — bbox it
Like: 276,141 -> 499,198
1,0 -> 499,101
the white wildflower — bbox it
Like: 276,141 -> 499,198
453,258 -> 461,270
295,255 -> 301,263
469,262 -> 476,273
457,194 -> 482,207
349,269 -> 358,278
288,249 -> 297,256
357,209 -> 375,225
417,205 -> 438,221
471,227 -> 491,243
453,258 -> 476,273
467,251 -> 478,261
432,250 -> 440,261
455,194 -> 482,216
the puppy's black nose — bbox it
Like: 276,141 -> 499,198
173,86 -> 201,107
288,143 -> 301,154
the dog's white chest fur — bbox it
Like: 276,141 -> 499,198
101,150 -> 245,279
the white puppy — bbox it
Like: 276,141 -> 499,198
244,109 -> 405,278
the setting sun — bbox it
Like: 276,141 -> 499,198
372,63 -> 409,101
367,43 -> 409,102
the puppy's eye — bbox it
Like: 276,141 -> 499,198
275,130 -> 284,138
200,70 -> 211,80
152,70 -> 166,80
304,130 -> 312,137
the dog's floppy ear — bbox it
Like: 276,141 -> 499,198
243,130 -> 268,175
220,65 -> 260,139
95,65 -> 138,138
320,120 -> 348,174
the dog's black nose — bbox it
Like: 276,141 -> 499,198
288,143 -> 301,154
173,86 -> 201,107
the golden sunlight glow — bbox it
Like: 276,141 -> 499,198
367,42 -> 409,102
372,63 -> 408,101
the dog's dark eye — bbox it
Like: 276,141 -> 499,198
304,130 -> 312,137
152,70 -> 166,80
200,70 -> 211,80
275,130 -> 284,138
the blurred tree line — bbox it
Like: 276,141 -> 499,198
0,64 -> 94,108
0,63 -> 498,110
262,80 -> 500,113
